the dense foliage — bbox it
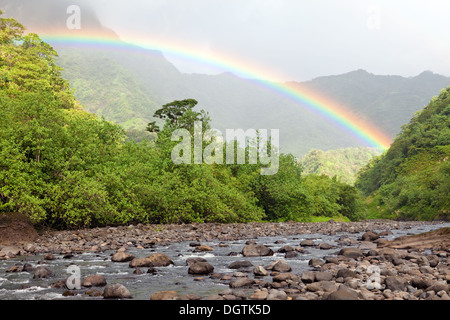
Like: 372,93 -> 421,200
356,88 -> 450,220
300,147 -> 381,185
0,13 -> 365,229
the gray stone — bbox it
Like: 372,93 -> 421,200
82,275 -> 107,287
308,258 -> 325,267
228,260 -> 253,269
272,260 -> 291,273
33,266 -> 54,279
253,265 -> 269,276
242,244 -> 273,257
301,271 -> 316,283
361,231 -> 379,241
385,276 -> 409,291
188,261 -> 214,275
338,248 -> 364,259
229,277 -> 253,288
337,268 -> 358,279
111,252 -> 135,262
103,283 -> 132,299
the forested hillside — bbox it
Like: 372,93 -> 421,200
300,147 -> 381,185
356,88 -> 450,220
0,12 -> 363,229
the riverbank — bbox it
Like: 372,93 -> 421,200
0,219 -> 449,300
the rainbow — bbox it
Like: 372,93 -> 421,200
40,31 -> 393,151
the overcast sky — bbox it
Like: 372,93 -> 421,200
6,0 -> 450,82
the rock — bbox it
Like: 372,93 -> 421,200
253,265 -> 269,276
249,289 -> 269,300
385,276 -> 409,291
301,271 -> 316,283
229,277 -> 253,288
33,266 -> 54,279
285,251 -> 298,259
326,288 -> 359,300
318,243 -> 332,250
194,244 -> 214,252
411,277 -> 435,290
272,273 -> 301,283
308,258 -> 325,268
267,289 -> 287,300
188,261 -> 214,275
315,271 -> 333,281
278,245 -> 294,253
271,260 -> 291,273
150,290 -> 179,300
300,239 -> 315,247
362,231 -> 380,241
103,284 -> 132,299
426,255 -> 440,267
146,253 -> 174,267
129,253 -> 173,268
306,281 -> 337,293
338,248 -> 364,259
24,243 -> 36,253
228,260 -> 253,269
186,257 -> 207,266
336,268 -> 358,279
242,244 -> 273,257
82,275 -> 107,287
44,253 -> 56,260
0,246 -> 21,257
111,251 -> 135,262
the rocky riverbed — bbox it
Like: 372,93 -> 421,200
0,220 -> 449,300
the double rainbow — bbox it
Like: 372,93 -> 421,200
41,31 -> 393,151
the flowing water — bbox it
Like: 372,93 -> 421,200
0,222 -> 448,300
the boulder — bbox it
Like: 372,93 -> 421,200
186,257 -> 207,266
338,248 -> 364,259
229,277 -> 253,288
111,252 -> 135,262
308,258 -> 325,268
326,289 -> 359,300
272,273 -> 301,283
0,246 -> 21,257
242,244 -> 273,257
336,268 -> 358,279
385,276 -> 409,291
300,239 -> 315,247
82,275 -> 107,287
253,265 -> 269,276
103,284 -> 132,299
188,261 -> 214,275
194,244 -> 214,252
249,289 -> 269,300
271,260 -> 291,273
306,281 -> 337,293
129,253 -> 173,268
267,289 -> 288,300
150,290 -> 179,300
301,271 -> 316,283
315,271 -> 333,282
362,231 -> 380,241
33,266 -> 54,279
228,260 -> 253,269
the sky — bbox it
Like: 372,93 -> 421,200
2,0 -> 450,82
84,0 -> 450,81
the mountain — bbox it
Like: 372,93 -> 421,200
355,87 -> 450,220
300,147 -> 381,185
3,1 -> 450,158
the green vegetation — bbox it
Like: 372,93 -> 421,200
0,13 -> 364,229
356,88 -> 450,220
300,147 -> 381,185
